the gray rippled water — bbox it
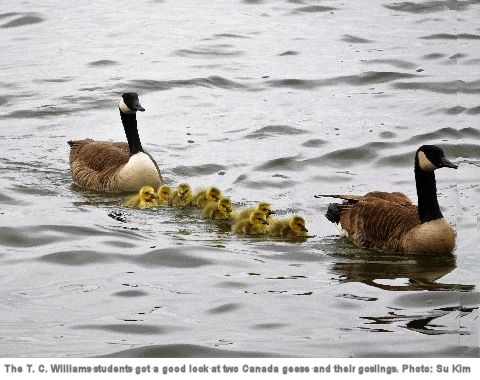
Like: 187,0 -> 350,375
0,0 -> 479,357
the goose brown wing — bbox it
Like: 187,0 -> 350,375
363,191 -> 413,206
68,140 -> 130,191
339,198 -> 420,253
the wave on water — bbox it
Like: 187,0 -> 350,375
421,33 -> 480,40
292,5 -> 338,13
0,12 -> 44,28
245,125 -> 309,139
393,79 -> 480,94
342,34 -> 373,43
102,343 -> 280,358
383,1 -> 478,13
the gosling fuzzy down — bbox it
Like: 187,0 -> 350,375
202,197 -> 235,220
192,187 -> 222,208
232,211 -> 269,235
317,145 -> 458,255
125,186 -> 158,209
156,185 -> 173,205
237,202 -> 274,220
68,93 -> 162,192
268,215 -> 308,238
170,183 -> 193,207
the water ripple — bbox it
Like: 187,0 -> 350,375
0,13 -> 44,28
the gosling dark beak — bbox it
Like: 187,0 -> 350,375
440,157 -> 458,169
267,211 -> 275,216
301,226 -> 308,232
262,221 -> 269,225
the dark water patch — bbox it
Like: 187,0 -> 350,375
103,343 -> 280,358
124,76 -> 247,93
74,324 -> 168,335
171,163 -> 226,177
0,12 -> 21,20
421,52 -> 446,59
441,106 -> 466,114
467,106 -> 480,114
12,184 -> 57,196
242,179 -> 297,189
342,35 -> 372,44
206,303 -> 241,315
251,322 -> 287,330
338,294 -> 378,302
40,250 -> 113,266
449,53 -> 467,60
379,131 -> 397,139
213,33 -> 250,39
302,139 -> 327,148
394,79 -> 480,94
0,191 -> 16,204
421,33 -> 480,40
394,291 -> 479,308
464,58 -> 480,65
0,96 -> 9,106
278,50 -> 299,56
0,13 -> 44,28
363,59 -> 417,69
362,346 -> 480,358
132,247 -> 214,268
174,47 -> 243,58
246,125 -> 309,139
402,127 -> 480,145
255,156 -> 303,172
216,281 -> 248,288
39,77 -> 74,83
112,290 -> 149,297
268,71 -> 419,90
88,60 -> 118,67
305,142 -> 392,168
384,1 -> 476,13
293,5 -> 337,13
2,107 -> 76,119
243,0 -> 264,3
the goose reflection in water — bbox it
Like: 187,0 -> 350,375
331,248 -> 474,292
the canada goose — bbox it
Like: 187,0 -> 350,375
232,211 -> 269,235
156,184 -> 172,205
268,215 -> 309,238
170,183 -> 193,207
203,197 -> 235,220
237,202 -> 274,220
68,93 -> 162,192
192,186 -> 222,208
124,185 -> 157,208
316,145 -> 457,255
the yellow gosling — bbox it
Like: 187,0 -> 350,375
124,186 -> 158,209
232,211 -> 269,235
237,202 -> 274,221
170,183 -> 193,207
203,197 -> 236,220
268,215 -> 308,238
192,186 -> 222,208
156,184 -> 172,205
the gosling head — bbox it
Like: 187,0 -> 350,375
218,197 -> 233,214
119,92 -> 145,114
206,187 -> 222,202
177,183 -> 192,198
139,186 -> 156,202
289,215 -> 308,233
157,185 -> 172,201
250,211 -> 269,225
416,145 -> 458,172
256,202 -> 274,217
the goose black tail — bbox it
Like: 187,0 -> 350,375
325,203 -> 341,224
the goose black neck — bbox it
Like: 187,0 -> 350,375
120,111 -> 144,155
414,159 -> 443,223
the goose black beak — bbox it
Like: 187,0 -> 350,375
132,99 -> 145,112
440,157 -> 458,169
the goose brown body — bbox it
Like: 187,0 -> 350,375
68,93 -> 162,192
319,146 -> 457,255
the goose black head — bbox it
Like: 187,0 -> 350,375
416,145 -> 458,172
119,92 -> 145,114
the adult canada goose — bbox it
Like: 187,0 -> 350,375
68,92 -> 163,192
316,145 -> 457,255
